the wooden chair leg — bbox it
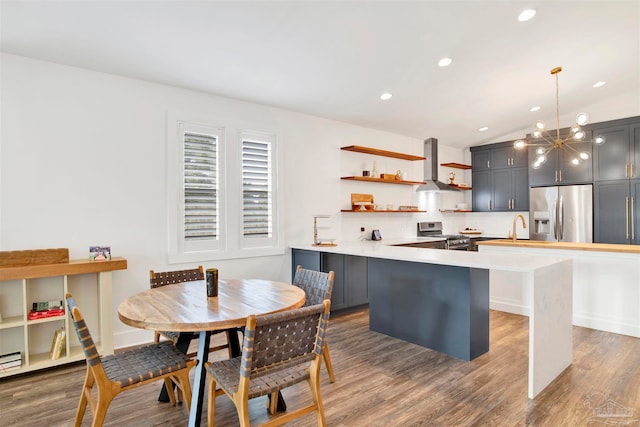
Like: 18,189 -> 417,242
164,378 -> 177,405
74,370 -> 93,427
323,342 -> 336,383
207,375 -> 216,427
179,372 -> 192,414
308,359 -> 327,426
267,391 -> 278,415
91,392 -> 115,427
235,398 -> 251,427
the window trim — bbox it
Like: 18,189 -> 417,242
167,111 -> 283,264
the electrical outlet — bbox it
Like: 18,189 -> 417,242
360,227 -> 365,232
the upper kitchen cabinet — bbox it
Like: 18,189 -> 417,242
592,119 -> 640,182
528,137 -> 593,187
470,141 -> 529,212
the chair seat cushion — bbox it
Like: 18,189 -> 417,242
207,357 -> 311,399
102,341 -> 192,387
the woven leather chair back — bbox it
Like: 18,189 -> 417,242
293,266 -> 334,307
241,301 -> 330,380
150,265 -> 204,288
66,294 -> 101,367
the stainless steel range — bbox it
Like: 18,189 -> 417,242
417,221 -> 471,250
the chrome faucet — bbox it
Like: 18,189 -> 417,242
512,214 -> 527,242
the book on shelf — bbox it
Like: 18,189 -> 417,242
0,351 -> 21,364
0,361 -> 22,373
0,352 -> 22,372
28,300 -> 65,320
49,328 -> 66,360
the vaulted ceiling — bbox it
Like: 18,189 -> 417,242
2,1 -> 639,149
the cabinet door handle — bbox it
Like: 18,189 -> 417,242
632,197 -> 635,240
626,197 -> 630,240
487,160 -> 490,169
555,170 -> 558,182
488,200 -> 491,210
559,170 -> 563,182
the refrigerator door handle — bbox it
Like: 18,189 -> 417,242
558,196 -> 564,241
553,198 -> 558,240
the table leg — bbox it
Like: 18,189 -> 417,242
158,333 -> 192,402
188,331 -> 211,427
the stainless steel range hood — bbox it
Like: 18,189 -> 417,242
416,138 -> 460,192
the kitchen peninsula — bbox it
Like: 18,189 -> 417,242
291,241 -> 572,399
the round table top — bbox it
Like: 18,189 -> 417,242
117,278 -> 306,332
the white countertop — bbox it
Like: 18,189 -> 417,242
292,239 -> 570,273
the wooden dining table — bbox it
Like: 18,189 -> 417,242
117,278 -> 306,427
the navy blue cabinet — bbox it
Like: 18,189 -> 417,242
471,141 -> 529,212
292,249 -> 368,310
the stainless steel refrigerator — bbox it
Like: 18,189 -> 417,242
530,184 -> 593,242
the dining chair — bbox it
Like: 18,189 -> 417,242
206,300 -> 331,427
65,293 -> 196,427
292,265 -> 336,383
150,266 -> 232,358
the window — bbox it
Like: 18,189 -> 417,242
240,131 -> 278,249
184,131 -> 219,241
168,113 -> 282,263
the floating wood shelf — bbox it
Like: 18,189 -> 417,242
440,162 -> 472,170
341,176 -> 425,185
449,184 -> 472,190
341,209 -> 426,213
341,146 -> 425,161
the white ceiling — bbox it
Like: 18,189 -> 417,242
2,1 -> 639,149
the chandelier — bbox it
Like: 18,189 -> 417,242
513,66 -> 604,169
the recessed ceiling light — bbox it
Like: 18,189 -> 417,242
438,57 -> 453,67
518,9 -> 536,22
380,92 -> 393,100
530,106 -> 541,112
593,81 -> 606,88
479,126 -> 489,132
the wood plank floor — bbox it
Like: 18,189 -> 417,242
1,308 -> 639,426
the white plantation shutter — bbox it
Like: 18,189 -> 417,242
242,139 -> 272,238
169,114 -> 281,262
184,132 -> 218,240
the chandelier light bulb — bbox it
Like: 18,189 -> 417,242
535,120 -> 546,130
579,152 -> 590,160
532,161 -> 542,170
536,147 -> 545,155
576,112 -> 589,126
573,130 -> 586,140
532,129 -> 542,138
536,155 -> 546,164
571,158 -> 580,166
594,135 -> 606,145
514,140 -> 526,149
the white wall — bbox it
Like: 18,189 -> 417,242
1,53 -> 442,346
